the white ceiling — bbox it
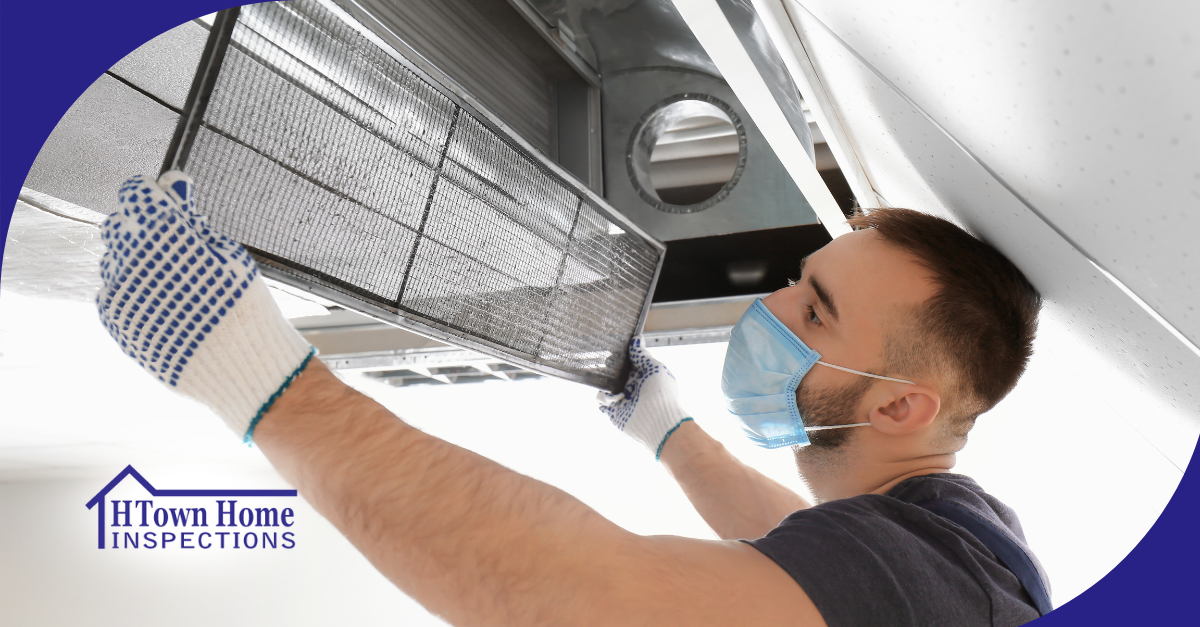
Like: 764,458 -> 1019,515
792,0 -> 1200,345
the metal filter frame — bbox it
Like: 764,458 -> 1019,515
164,0 -> 665,392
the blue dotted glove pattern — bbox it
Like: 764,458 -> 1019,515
97,173 -> 256,387
598,337 -> 670,431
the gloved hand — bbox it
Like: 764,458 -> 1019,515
597,338 -> 693,460
97,171 -> 315,442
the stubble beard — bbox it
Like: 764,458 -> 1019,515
791,376 -> 873,502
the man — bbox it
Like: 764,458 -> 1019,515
97,172 -> 1044,626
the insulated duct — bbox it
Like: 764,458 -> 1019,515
167,0 -> 664,391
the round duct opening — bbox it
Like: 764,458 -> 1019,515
627,94 -> 747,214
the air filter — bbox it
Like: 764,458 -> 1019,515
163,0 -> 664,391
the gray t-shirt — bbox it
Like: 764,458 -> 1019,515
747,473 -> 1045,627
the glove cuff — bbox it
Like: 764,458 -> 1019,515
654,417 -> 694,461
622,379 -> 692,457
173,279 -> 316,440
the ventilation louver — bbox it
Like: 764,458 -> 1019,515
164,0 -> 663,391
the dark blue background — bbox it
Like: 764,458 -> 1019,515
0,1 -> 1195,621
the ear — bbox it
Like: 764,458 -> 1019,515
867,384 -> 941,435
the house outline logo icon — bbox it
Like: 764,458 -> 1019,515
85,465 -> 297,549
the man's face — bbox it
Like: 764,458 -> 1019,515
760,230 -> 936,448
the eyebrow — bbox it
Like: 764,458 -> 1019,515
798,254 -> 839,322
809,275 -> 840,322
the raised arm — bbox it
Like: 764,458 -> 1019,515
598,341 -> 810,540
658,420 -> 810,539
254,359 -> 825,627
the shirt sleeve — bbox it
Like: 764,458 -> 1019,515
746,496 -> 998,627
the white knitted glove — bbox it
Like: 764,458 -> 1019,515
597,338 -> 693,460
97,171 -> 316,442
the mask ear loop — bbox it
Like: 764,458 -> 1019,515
801,364 -> 915,433
804,422 -> 871,432
814,361 -> 914,385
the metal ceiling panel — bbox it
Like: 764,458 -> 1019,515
787,0 -> 1200,348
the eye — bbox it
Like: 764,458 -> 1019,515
806,305 -> 823,327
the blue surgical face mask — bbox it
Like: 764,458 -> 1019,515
721,299 -> 914,448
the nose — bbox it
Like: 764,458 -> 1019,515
760,287 -> 790,315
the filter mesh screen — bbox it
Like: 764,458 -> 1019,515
183,0 -> 661,389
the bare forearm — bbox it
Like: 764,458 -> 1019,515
658,421 -> 809,540
255,361 -> 632,626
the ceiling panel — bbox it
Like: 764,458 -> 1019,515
791,0 -> 1200,348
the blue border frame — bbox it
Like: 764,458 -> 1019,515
1,1 -> 1196,622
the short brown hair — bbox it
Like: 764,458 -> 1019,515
848,208 -> 1041,442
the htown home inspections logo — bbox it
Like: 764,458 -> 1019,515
86,465 -> 299,550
